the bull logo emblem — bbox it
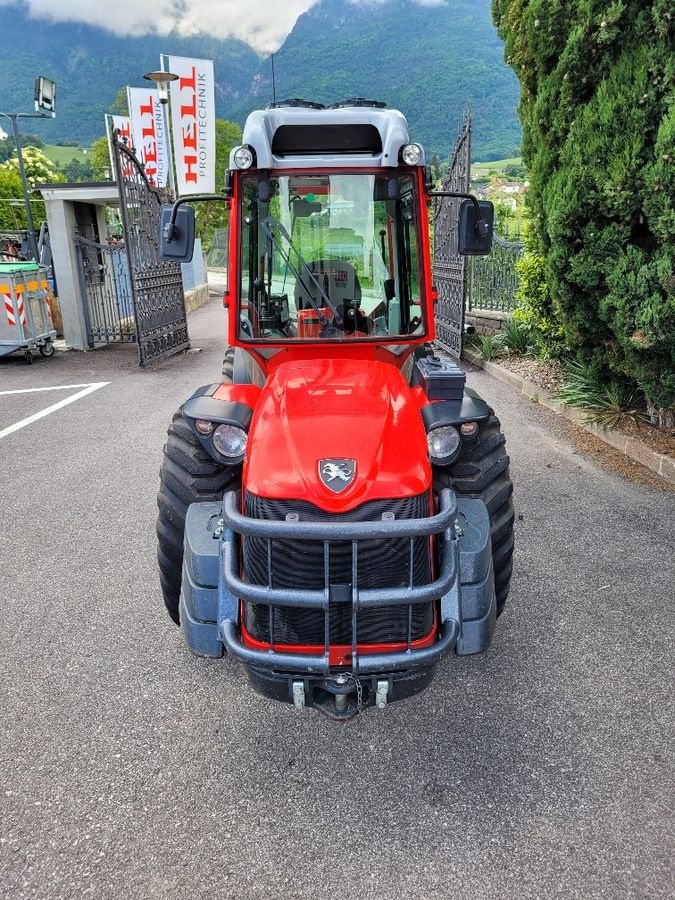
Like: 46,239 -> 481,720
319,458 -> 356,493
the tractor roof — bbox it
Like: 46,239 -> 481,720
232,99 -> 423,171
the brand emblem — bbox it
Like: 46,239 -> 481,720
319,458 -> 356,493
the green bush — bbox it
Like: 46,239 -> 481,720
501,315 -> 532,356
555,360 -> 646,429
512,252 -> 566,357
467,332 -> 505,361
493,0 -> 675,426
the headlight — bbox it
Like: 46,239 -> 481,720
233,145 -> 255,169
427,426 -> 461,465
401,143 -> 423,166
212,424 -> 248,460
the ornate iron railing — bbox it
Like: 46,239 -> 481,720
432,113 -> 472,358
75,236 -> 135,345
112,133 -> 189,366
467,232 -> 524,313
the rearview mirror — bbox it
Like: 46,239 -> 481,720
159,203 -> 195,263
292,198 -> 322,217
458,199 -> 494,256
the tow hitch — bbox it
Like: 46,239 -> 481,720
292,675 -> 390,720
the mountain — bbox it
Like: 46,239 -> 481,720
0,0 -> 520,161
249,0 -> 521,160
0,8 -> 260,145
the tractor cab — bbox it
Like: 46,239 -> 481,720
161,98 -> 492,367
237,167 -> 425,344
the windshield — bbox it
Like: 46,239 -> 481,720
238,173 -> 425,342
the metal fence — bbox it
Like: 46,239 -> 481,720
75,236 -> 135,345
467,232 -> 524,313
112,133 -> 189,366
432,113 -> 472,358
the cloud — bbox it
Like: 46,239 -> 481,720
0,0 -> 320,53
0,0 -> 447,52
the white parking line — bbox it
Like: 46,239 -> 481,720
0,383 -> 107,396
0,382 -> 109,439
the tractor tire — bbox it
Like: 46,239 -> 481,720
433,412 -> 514,616
157,409 -> 240,625
222,345 -> 235,381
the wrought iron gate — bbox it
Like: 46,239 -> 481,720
433,113 -> 472,358
112,134 -> 189,366
75,237 -> 135,345
468,232 -> 525,313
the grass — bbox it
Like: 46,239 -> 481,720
43,144 -> 91,166
471,156 -> 523,172
555,360 -> 646,430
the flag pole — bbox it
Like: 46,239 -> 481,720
160,54 -> 178,198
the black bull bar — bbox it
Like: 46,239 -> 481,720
216,489 -> 464,675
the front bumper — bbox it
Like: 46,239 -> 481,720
179,487 -> 496,708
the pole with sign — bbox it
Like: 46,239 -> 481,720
0,76 -> 57,262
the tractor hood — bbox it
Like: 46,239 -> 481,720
244,358 -> 430,512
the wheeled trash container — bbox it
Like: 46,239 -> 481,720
0,263 -> 57,364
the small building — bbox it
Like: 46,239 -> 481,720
37,181 -> 208,352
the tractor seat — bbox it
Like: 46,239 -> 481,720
295,259 -> 361,311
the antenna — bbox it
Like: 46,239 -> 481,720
271,53 -> 276,105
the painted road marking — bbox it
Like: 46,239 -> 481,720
0,382 -> 109,440
0,383 -> 108,396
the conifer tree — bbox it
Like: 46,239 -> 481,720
493,0 -> 675,425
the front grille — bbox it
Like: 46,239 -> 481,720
242,493 -> 434,646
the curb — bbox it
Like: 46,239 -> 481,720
462,348 -> 675,484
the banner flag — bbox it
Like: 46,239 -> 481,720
106,115 -> 135,180
166,56 -> 216,195
127,87 -> 170,188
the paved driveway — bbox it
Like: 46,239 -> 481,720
1,300 -> 673,899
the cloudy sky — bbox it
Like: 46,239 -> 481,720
0,0 -> 446,53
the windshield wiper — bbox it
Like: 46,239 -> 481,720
261,217 -> 343,328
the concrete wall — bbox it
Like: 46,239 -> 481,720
181,239 -> 206,292
41,196 -> 90,350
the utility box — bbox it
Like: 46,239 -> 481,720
0,263 -> 57,363
415,355 -> 466,400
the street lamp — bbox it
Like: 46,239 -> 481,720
143,70 -> 178,104
0,76 -> 57,262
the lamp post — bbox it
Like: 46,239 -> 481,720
144,69 -> 178,197
143,70 -> 178,104
0,76 -> 57,263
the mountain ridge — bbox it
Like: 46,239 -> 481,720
0,0 -> 520,160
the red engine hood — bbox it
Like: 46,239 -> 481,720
244,358 -> 430,512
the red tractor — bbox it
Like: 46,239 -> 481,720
157,99 -> 513,719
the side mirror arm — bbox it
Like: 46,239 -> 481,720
163,194 -> 227,243
428,191 -> 489,237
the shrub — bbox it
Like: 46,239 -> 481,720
555,360 -> 647,429
501,315 -> 532,356
467,332 -> 505,361
493,0 -> 675,426
512,252 -> 566,358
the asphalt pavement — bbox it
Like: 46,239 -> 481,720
1,299 -> 673,899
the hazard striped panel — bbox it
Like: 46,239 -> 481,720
2,291 -> 26,328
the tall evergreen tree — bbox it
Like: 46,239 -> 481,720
493,0 -> 675,425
